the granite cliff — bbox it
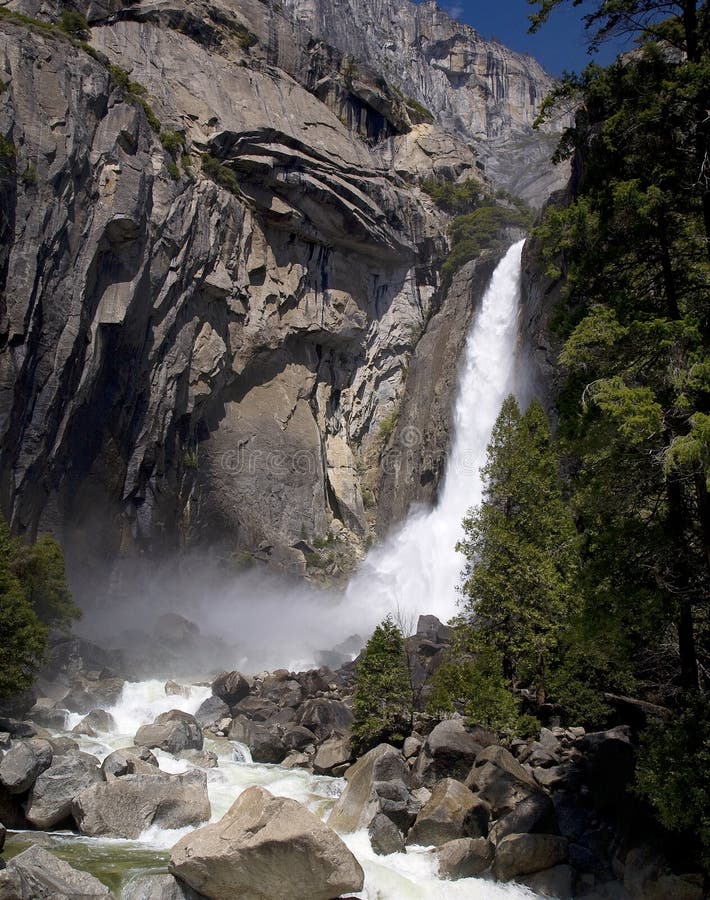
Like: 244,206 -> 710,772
0,0 -> 568,587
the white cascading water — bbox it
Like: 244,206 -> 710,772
345,239 -> 525,626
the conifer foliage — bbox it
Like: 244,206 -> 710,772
351,615 -> 412,754
458,396 -> 579,703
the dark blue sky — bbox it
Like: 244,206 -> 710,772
440,1 -> 630,75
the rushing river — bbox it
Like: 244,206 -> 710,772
8,680 -> 541,898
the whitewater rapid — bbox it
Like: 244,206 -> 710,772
345,239 -> 525,625
57,680 -> 540,899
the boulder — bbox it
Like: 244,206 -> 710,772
466,746 -> 541,818
403,735 -> 422,759
0,739 -> 53,794
177,749 -> 219,769
488,792 -> 557,845
232,696 -> 279,722
0,783 -> 30,829
165,681 -> 191,698
228,718 -> 287,763
281,751 -> 311,769
493,833 -> 568,881
436,837 -> 494,879
371,779 -> 420,832
313,736 -> 352,774
0,845 -> 112,898
622,847 -> 704,900
72,709 -> 116,737
72,770 -> 211,838
134,711 -> 203,754
169,785 -> 364,900
406,778 -> 489,847
211,671 -> 250,707
294,669 -> 331,697
25,751 -> 103,829
101,747 -> 160,779
282,725 -> 318,752
414,719 -> 495,786
328,744 -> 410,832
194,697 -> 230,728
368,812 -> 405,855
297,699 -> 353,739
260,673 -> 303,708
122,873 -> 204,900
518,864 -> 575,899
578,726 -> 636,813
48,737 -> 79,756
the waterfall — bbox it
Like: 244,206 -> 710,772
346,240 -> 525,625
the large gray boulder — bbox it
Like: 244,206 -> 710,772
72,709 -> 116,738
122,874 -> 205,900
492,833 -> 568,881
328,743 -> 410,832
518,864 -> 575,899
436,837 -> 494,879
101,747 -> 159,779
466,745 -> 541,818
0,739 -> 53,794
406,778 -> 489,847
414,719 -> 495,786
296,699 -> 353,740
0,845 -> 112,899
368,812 -> 405,855
488,792 -> 557,845
134,711 -> 203,754
72,770 -> 210,838
169,785 -> 364,900
312,735 -> 352,774
228,717 -> 287,763
25,752 -> 103,829
211,671 -> 250,707
194,697 -> 230,729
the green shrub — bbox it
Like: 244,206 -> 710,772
421,177 -> 486,215
235,24 -> 257,51
378,410 -> 399,442
160,129 -> 184,156
352,616 -> 412,754
180,152 -> 192,170
138,97 -> 161,133
201,153 -> 239,194
0,136 -> 15,158
58,9 -> 88,38
21,164 -> 38,186
405,96 -> 434,123
167,162 -> 180,181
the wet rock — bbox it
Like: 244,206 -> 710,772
313,736 -> 352,774
165,681 -> 192,699
297,698 -> 353,740
228,717 -> 287,764
122,873 -> 204,899
407,778 -> 489,847
368,812 -> 405,855
493,833 -> 568,881
466,745 -> 541,818
282,725 -> 318,752
72,709 -> 116,737
436,837 -> 494,879
232,696 -> 279,722
194,696 -> 230,728
134,711 -> 203,754
488,793 -> 557,845
101,747 -> 160,779
169,785 -> 364,900
328,744 -> 410,832
414,719 -> 494,786
25,752 -> 103,829
211,671 -> 250,707
0,845 -> 112,898
0,739 -> 53,794
73,770 -> 211,838
281,751 -> 311,769
518,864 -> 575,899
177,749 -> 219,769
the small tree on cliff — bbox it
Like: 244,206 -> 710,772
352,616 -> 412,754
458,396 -> 580,704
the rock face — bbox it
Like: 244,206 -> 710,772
72,770 -> 211,838
169,785 -> 364,900
0,0 -> 565,587
0,845 -> 112,899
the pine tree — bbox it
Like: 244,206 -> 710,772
0,519 -> 47,698
458,396 -> 580,703
352,616 -> 412,754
